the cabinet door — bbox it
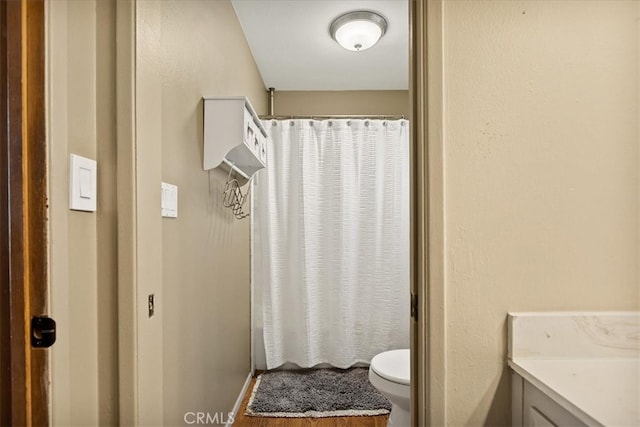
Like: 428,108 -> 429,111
524,382 -> 586,427
529,407 -> 558,427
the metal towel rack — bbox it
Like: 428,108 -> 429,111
222,164 -> 251,219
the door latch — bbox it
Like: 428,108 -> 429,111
410,293 -> 418,321
31,316 -> 56,348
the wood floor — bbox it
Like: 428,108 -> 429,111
232,376 -> 389,427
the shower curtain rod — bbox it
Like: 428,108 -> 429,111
259,114 -> 406,120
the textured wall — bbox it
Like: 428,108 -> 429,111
136,1 -> 268,424
273,90 -> 409,117
48,0 -> 118,425
49,0 -> 266,424
443,1 -> 640,425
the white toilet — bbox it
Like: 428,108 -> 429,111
369,349 -> 410,426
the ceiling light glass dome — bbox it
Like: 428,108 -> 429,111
330,11 -> 388,52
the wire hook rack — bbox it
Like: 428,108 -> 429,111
222,165 -> 252,219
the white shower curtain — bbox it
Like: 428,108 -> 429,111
252,119 -> 410,369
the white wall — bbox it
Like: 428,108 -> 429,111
442,1 -> 640,424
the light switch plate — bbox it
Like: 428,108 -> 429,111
69,154 -> 97,212
161,182 -> 178,218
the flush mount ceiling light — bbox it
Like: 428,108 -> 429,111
330,11 -> 387,52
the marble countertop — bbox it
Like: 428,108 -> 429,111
508,312 -> 640,427
508,358 -> 639,426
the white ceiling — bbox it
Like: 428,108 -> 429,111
231,0 -> 409,91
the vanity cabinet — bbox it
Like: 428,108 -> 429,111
508,312 -> 639,427
512,373 -> 586,427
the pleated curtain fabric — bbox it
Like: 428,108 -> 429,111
252,119 -> 410,369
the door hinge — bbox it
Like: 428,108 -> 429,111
410,293 -> 418,321
31,316 -> 56,348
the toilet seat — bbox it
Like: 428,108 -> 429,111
370,349 -> 410,385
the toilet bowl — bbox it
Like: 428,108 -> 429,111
369,349 -> 410,427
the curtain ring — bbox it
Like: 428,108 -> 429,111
346,120 -> 351,126
309,121 -> 314,126
290,121 -> 294,126
272,121 -> 277,126
383,121 -> 388,126
328,121 -> 333,127
364,120 -> 370,126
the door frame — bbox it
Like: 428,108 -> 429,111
0,0 -> 49,425
110,0 -> 448,425
410,0 -> 446,425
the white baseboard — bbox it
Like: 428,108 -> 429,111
227,372 -> 253,427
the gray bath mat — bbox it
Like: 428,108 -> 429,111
246,367 -> 391,418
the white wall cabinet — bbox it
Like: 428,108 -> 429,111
203,96 -> 267,179
512,373 -> 587,427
